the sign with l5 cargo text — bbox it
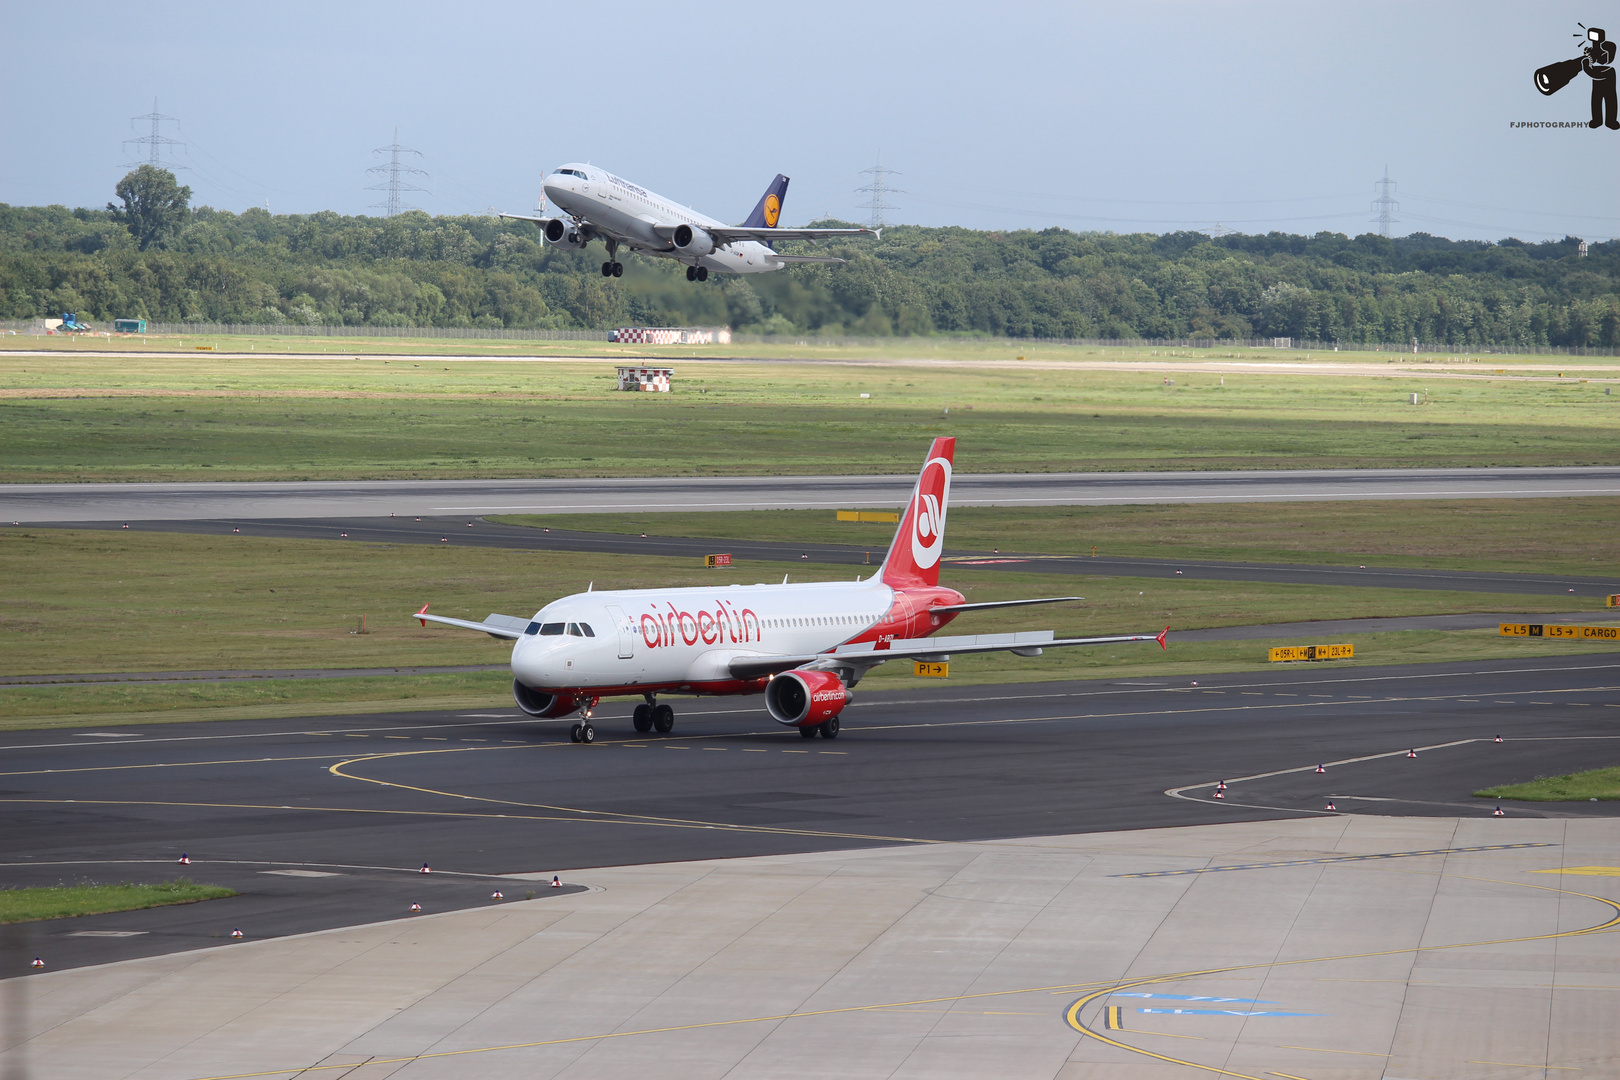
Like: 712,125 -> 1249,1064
1500,623 -> 1620,640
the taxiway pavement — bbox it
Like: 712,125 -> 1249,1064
4,654 -> 1617,977
6,464 -> 1620,522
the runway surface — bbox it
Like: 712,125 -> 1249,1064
5,653 -> 1618,976
6,464 -> 1620,521
32,515 -> 1620,598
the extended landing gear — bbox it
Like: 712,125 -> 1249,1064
685,265 -> 708,282
601,260 -> 623,277
570,698 -> 600,742
632,697 -> 675,734
798,717 -> 840,739
652,703 -> 675,733
632,703 -> 653,733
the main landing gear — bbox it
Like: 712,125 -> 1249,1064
601,239 -> 624,277
685,265 -> 708,282
632,695 -> 676,735
798,716 -> 840,739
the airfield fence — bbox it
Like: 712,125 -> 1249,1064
2,320 -> 1615,356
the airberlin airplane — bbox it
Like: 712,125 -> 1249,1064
414,439 -> 1168,743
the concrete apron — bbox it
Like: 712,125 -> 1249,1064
4,816 -> 1615,1080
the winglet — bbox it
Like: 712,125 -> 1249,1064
416,603 -> 430,627
1156,626 -> 1169,650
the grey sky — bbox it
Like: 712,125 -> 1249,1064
3,0 -> 1616,242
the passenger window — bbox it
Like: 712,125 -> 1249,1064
539,622 -> 565,636
580,623 -> 595,637
524,622 -> 540,635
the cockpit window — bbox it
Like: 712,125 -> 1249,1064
553,168 -> 586,179
580,623 -> 595,637
567,623 -> 583,637
539,622 -> 565,636
524,622 -> 540,636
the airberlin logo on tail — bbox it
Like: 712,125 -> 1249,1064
909,456 -> 952,570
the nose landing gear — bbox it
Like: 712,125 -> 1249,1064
570,698 -> 601,743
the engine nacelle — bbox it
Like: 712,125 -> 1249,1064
671,223 -> 716,257
765,670 -> 850,727
542,218 -> 587,249
512,679 -> 581,718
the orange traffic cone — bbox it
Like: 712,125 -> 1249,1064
1314,764 -> 1325,774
30,957 -> 44,968
551,875 -> 562,888
230,928 -> 243,938
409,902 -> 422,912
1493,806 -> 1505,817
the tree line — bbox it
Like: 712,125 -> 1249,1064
1,166 -> 1616,346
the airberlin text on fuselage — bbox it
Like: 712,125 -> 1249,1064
641,600 -> 761,649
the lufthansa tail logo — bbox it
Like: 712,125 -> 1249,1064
763,193 -> 781,227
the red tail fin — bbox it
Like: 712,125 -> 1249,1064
880,437 -> 956,589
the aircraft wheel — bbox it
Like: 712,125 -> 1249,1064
696,266 -> 709,282
611,262 -> 623,277
685,266 -> 697,282
601,261 -> 613,277
632,704 -> 653,733
579,723 -> 596,744
569,724 -> 582,743
819,716 -> 840,739
652,704 -> 675,733
799,724 -> 819,739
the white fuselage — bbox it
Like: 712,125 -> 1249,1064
512,579 -> 901,694
542,164 -> 785,273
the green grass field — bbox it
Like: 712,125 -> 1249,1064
1475,766 -> 1620,802
496,498 -> 1620,578
0,879 -> 236,923
2,350 -> 1616,481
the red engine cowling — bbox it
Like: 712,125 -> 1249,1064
765,670 -> 849,727
512,680 -> 580,718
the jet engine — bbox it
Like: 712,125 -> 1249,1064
671,223 -> 716,257
765,669 -> 849,727
542,219 -> 588,249
512,680 -> 581,718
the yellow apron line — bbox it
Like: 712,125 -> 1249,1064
327,750 -> 941,845
0,752 -> 356,779
180,978 -> 1124,1080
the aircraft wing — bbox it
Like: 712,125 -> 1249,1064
412,604 -> 530,640
769,254 -> 846,264
497,212 -> 547,224
726,627 -> 1168,679
928,597 -> 1083,614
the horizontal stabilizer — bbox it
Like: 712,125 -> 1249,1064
929,596 -> 1082,614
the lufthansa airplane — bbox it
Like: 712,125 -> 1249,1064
414,439 -> 1169,743
500,166 -> 876,281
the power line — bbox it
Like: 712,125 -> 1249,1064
1371,166 -> 1400,237
366,129 -> 431,217
856,154 -> 904,229
123,98 -> 184,170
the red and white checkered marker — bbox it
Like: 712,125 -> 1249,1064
178,854 -> 190,865
1314,764 -> 1325,774
420,863 -> 431,874
230,928 -> 243,938
31,957 -> 44,968
491,890 -> 503,899
409,903 -> 422,912
1493,806 -> 1505,816
1407,749 -> 1417,758
1325,801 -> 1337,811
551,875 -> 562,888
